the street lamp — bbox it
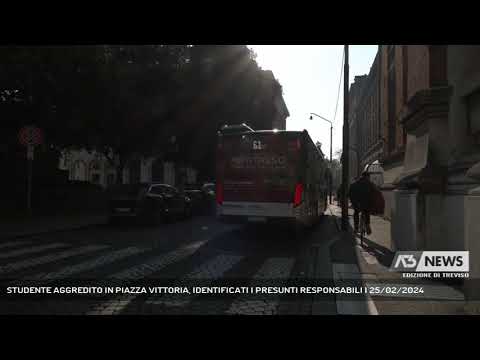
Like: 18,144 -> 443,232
310,112 -> 333,204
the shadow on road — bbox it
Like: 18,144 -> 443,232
201,220 -> 326,257
334,213 -> 395,268
356,234 -> 394,268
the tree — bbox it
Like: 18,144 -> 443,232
1,45 -> 284,184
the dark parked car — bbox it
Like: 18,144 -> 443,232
107,183 -> 192,224
184,184 -> 204,203
202,182 -> 215,199
201,182 -> 216,214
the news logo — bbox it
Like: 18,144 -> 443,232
390,251 -> 469,279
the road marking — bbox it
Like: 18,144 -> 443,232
226,257 -> 295,315
0,243 -> 68,260
24,247 -> 147,282
146,253 -> 244,308
86,240 -> 207,315
0,240 -> 33,250
0,245 -> 108,275
332,263 -> 378,315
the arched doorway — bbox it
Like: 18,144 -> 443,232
89,159 -> 102,185
71,160 -> 87,181
152,159 -> 164,183
104,162 -> 116,186
129,159 -> 141,184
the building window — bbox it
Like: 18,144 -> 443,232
91,174 -> 100,184
107,174 -> 115,186
71,160 -> 87,181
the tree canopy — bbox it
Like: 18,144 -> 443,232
0,45 -> 284,181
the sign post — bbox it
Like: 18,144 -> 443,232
18,125 -> 44,215
26,145 -> 34,214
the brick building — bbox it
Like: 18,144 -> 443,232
348,74 -> 367,182
348,48 -> 382,185
353,45 -> 480,307
379,45 -> 449,251
381,45 -> 480,305
379,45 -> 408,219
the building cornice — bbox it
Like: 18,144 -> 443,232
380,148 -> 405,168
399,86 -> 452,133
363,141 -> 383,160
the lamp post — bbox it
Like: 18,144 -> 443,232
309,112 -> 333,204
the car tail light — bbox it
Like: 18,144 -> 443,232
216,182 -> 224,205
293,183 -> 303,207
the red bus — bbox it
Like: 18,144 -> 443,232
216,127 -> 328,227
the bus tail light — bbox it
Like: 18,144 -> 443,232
216,182 -> 224,205
293,183 -> 303,207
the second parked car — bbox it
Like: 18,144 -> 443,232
107,183 -> 192,224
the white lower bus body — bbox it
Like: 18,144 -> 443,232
217,200 -> 325,227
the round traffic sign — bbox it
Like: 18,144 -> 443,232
18,126 -> 44,146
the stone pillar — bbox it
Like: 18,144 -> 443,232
448,46 -> 480,164
465,165 -> 480,312
446,46 -> 480,313
391,85 -> 451,253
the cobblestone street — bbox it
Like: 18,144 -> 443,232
0,213 -> 341,315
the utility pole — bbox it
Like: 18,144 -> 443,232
341,45 -> 350,231
329,123 -> 333,204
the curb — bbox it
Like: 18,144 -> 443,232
352,242 -> 379,315
0,221 -> 107,242
329,205 -> 378,315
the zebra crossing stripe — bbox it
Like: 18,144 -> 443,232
108,241 -> 206,281
24,247 -> 147,282
250,257 -> 295,279
0,240 -> 33,250
0,243 -> 68,260
146,254 -> 244,308
0,245 -> 109,275
226,257 -> 295,315
86,240 -> 207,315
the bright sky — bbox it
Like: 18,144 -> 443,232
248,45 -> 378,158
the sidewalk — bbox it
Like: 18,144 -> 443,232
328,203 -> 467,315
0,213 -> 108,241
